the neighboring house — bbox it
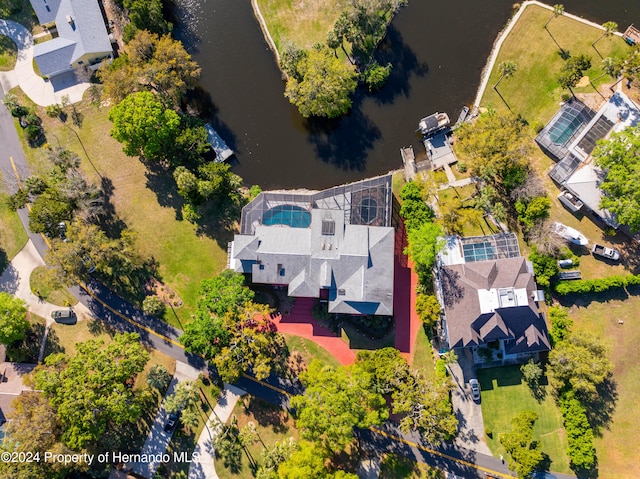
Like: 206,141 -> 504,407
539,92 -> 640,229
229,175 -> 395,316
436,234 -> 549,365
30,0 -> 112,79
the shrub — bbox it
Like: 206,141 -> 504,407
548,305 -> 572,346
142,295 -> 165,316
529,247 -> 558,288
558,392 -> 596,471
485,427 -> 493,438
435,359 -> 447,379
415,294 -> 440,328
457,161 -> 467,173
555,274 -> 640,295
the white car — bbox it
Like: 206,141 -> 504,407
469,378 -> 480,402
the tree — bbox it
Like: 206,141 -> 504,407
142,295 -> 165,316
276,441 -> 328,479
99,30 -> 200,106
0,392 -> 81,479
33,332 -> 149,449
164,380 -> 199,414
548,305 -> 572,346
593,125 -> 640,231
521,359 -> 543,391
494,61 -> 517,108
405,221 -> 445,284
363,62 -> 392,92
528,247 -> 558,288
285,46 -> 358,118
146,364 -> 171,391
592,21 -> 618,55
198,270 -> 255,317
393,368 -> 457,442
122,0 -> 172,43
28,190 -> 74,237
558,54 -> 592,96
0,293 -> 29,346
257,438 -> 298,479
516,196 -> 550,232
500,410 -> 545,479
548,332 -> 612,400
415,294 -> 441,327
291,360 -> 388,454
399,180 -> 434,232
108,91 -> 181,161
456,111 -> 531,195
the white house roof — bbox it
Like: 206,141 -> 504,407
564,163 -> 618,228
31,0 -> 111,77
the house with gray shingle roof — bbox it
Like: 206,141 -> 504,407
30,0 -> 112,78
229,175 -> 395,316
436,234 -> 549,365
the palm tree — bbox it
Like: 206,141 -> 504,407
592,21 -> 619,57
544,4 -> 565,53
589,57 -> 622,97
494,61 -> 517,109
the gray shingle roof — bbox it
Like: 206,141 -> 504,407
440,256 -> 549,354
231,176 -> 395,316
31,0 -> 111,77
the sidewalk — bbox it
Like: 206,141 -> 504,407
189,384 -> 247,479
0,19 -> 90,106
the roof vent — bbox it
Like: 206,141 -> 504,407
322,219 -> 335,236
338,289 -> 346,296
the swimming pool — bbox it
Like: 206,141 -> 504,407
262,205 -> 312,228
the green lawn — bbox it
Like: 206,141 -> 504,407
410,325 -> 436,381
562,292 -> 640,479
0,189 -> 28,269
478,365 -> 571,474
255,0 -> 346,51
283,333 -> 341,369
481,4 -> 629,123
215,395 -> 299,479
11,87 -> 229,328
29,265 -> 78,306
0,36 -> 17,71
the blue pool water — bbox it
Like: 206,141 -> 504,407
262,205 -> 312,228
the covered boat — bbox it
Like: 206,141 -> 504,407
418,112 -> 450,136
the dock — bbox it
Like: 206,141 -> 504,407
204,123 -> 233,162
623,25 -> 640,46
423,130 -> 458,170
401,146 -> 417,181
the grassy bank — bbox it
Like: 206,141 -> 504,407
11,88 -> 229,328
255,0 -> 346,51
0,36 -> 17,71
478,365 -> 571,474
561,291 -> 640,479
480,4 -> 628,122
0,188 -> 28,268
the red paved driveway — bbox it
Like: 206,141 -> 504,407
272,297 -> 356,366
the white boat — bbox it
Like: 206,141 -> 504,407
418,112 -> 450,136
551,222 -> 588,246
204,123 -> 233,162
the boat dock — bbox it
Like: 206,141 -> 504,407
624,24 -> 640,46
204,123 -> 233,162
423,130 -> 458,170
401,146 -> 417,181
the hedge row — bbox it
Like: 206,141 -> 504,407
558,392 -> 596,471
554,274 -> 640,295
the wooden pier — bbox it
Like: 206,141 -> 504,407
205,123 -> 234,162
401,146 -> 417,181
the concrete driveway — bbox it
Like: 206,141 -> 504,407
447,349 -> 492,456
0,19 -> 90,106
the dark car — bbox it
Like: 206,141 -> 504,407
164,413 -> 178,432
51,309 -> 77,324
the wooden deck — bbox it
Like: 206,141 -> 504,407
401,146 -> 417,181
624,25 -> 640,46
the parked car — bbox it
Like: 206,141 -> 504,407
592,244 -> 620,261
164,413 -> 178,433
51,309 -> 76,324
469,378 -> 480,402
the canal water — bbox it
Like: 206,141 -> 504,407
172,0 -> 639,190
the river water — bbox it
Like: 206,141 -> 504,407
172,0 -> 639,190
